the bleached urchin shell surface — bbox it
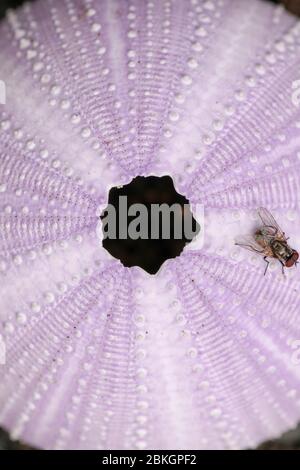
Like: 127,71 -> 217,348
1,0 -> 300,450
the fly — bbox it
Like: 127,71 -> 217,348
235,207 -> 299,275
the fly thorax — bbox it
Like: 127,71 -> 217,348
270,240 -> 292,259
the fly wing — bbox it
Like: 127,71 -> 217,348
235,235 -> 267,256
257,207 -> 287,240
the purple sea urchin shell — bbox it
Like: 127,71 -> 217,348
1,0 -> 300,450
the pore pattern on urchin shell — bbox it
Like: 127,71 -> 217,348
1,0 -> 300,450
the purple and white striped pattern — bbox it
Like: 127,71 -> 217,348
1,0 -> 300,450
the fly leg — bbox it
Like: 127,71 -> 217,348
279,260 -> 285,276
263,256 -> 270,276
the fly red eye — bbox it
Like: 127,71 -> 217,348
285,259 -> 294,268
285,251 -> 299,267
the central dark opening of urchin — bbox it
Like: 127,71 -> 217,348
101,175 -> 200,274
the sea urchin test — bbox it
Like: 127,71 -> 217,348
1,0 -> 300,451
